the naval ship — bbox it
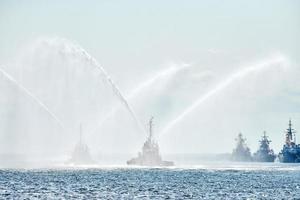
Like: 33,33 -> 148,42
127,117 -> 174,166
278,120 -> 300,163
68,125 -> 94,165
231,133 -> 252,161
253,131 -> 276,162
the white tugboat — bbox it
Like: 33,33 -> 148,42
68,124 -> 94,165
127,117 -> 174,166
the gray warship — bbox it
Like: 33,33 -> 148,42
253,131 -> 276,162
68,125 -> 94,165
278,119 -> 300,163
127,117 -> 174,166
231,133 -> 252,161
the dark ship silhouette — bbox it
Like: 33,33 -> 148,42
68,125 -> 94,165
253,131 -> 276,162
127,117 -> 174,167
231,133 -> 252,161
278,119 -> 300,163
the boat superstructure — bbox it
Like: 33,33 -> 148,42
127,117 -> 174,166
68,124 -> 94,165
231,133 -> 252,161
253,131 -> 276,162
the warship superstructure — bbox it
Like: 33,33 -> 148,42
253,131 -> 276,162
278,120 -> 300,163
231,133 -> 252,161
68,125 -> 94,165
127,117 -> 174,166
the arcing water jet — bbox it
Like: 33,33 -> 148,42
40,38 -> 147,134
159,54 -> 288,138
92,63 -> 191,134
127,63 -> 190,99
0,66 -> 64,128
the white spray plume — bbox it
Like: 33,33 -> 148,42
38,37 -> 147,135
91,63 -> 191,134
159,54 -> 289,138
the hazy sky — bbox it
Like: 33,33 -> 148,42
0,0 -> 300,157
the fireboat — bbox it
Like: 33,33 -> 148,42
68,124 -> 94,165
127,117 -> 174,166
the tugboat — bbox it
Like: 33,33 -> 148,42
253,131 -> 276,162
127,117 -> 174,166
68,124 -> 94,165
231,133 -> 252,161
278,119 -> 300,163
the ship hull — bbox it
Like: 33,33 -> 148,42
278,152 -> 300,163
253,155 -> 276,162
127,158 -> 174,167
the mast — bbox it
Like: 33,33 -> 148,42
286,119 -> 295,145
288,119 -> 293,140
149,117 -> 154,141
80,123 -> 83,145
236,132 -> 245,144
261,131 -> 270,143
263,131 -> 267,138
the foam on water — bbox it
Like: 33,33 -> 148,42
3,160 -> 300,172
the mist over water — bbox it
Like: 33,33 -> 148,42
0,36 -> 298,168
1,37 -> 129,162
1,1 -> 300,199
38,38 -> 147,135
1,37 -> 195,166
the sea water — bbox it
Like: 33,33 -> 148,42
0,163 -> 300,199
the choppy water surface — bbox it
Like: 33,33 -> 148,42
0,165 -> 300,199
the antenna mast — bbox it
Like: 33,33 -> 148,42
80,123 -> 82,145
286,119 -> 296,145
149,117 -> 154,140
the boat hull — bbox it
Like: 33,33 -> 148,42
253,154 -> 276,162
127,158 -> 174,167
278,152 -> 300,163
